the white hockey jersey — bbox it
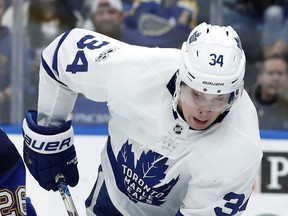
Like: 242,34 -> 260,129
37,28 -> 263,216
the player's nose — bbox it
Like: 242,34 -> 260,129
198,109 -> 210,116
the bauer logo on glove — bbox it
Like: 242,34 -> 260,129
23,118 -> 74,154
23,134 -> 72,153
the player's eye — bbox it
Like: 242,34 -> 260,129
192,90 -> 204,99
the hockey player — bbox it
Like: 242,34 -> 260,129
0,128 -> 37,215
22,22 -> 263,216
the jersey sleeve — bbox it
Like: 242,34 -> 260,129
37,28 -> 180,127
178,161 -> 260,216
37,28 -> 130,126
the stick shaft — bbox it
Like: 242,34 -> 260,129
56,174 -> 79,216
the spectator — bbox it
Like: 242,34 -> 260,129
83,0 -> 148,46
0,0 -> 31,123
26,0 -> 82,59
260,0 -> 288,60
222,0 -> 287,91
0,0 -> 12,123
2,0 -> 83,37
249,54 -> 288,130
0,0 -> 37,214
235,1 -> 288,60
125,0 -> 198,48
261,4 -> 288,58
2,0 -> 83,112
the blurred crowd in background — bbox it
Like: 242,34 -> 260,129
1,0 -> 288,130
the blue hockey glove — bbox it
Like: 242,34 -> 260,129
22,110 -> 79,191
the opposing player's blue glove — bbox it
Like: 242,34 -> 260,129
22,110 -> 79,191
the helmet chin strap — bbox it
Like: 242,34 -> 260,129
172,91 -> 187,123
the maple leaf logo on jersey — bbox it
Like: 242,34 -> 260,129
189,30 -> 201,44
107,137 -> 180,206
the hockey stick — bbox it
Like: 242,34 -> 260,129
55,174 -> 79,216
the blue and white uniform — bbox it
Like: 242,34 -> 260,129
0,129 -> 37,215
34,28 -> 262,216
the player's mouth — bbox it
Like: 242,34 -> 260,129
193,117 -> 208,125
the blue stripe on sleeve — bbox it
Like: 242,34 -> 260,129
52,29 -> 72,75
41,54 -> 67,86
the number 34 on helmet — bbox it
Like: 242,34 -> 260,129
174,22 -> 246,112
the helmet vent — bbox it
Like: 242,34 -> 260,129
188,72 -> 195,80
226,31 -> 229,36
206,28 -> 210,33
196,50 -> 199,57
232,78 -> 238,84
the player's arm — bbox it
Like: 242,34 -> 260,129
0,129 -> 20,175
176,162 -> 260,216
0,129 -> 37,215
22,30 -> 82,191
22,28 -> 125,191
37,28 -> 128,125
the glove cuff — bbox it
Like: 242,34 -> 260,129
25,110 -> 71,135
23,118 -> 74,154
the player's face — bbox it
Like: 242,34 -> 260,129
92,6 -> 124,38
178,85 -> 230,130
179,84 -> 231,111
258,58 -> 288,98
179,101 -> 223,130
